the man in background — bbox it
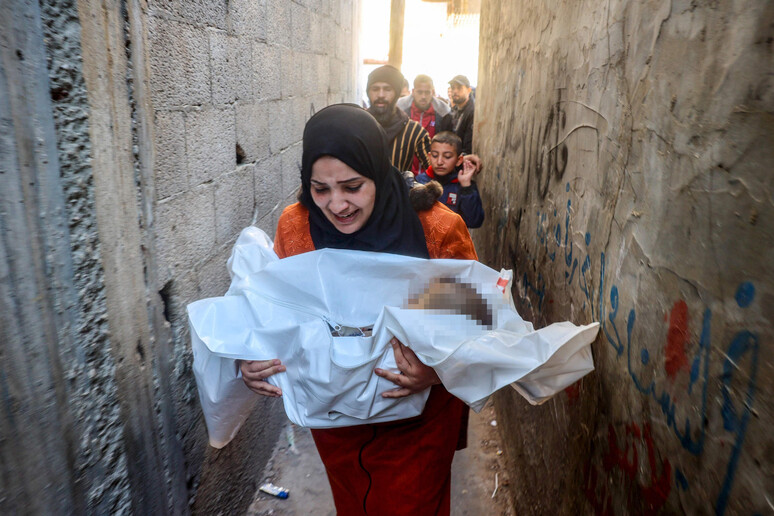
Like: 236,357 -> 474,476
366,65 -> 430,172
397,74 -> 451,174
446,75 -> 475,155
399,77 -> 411,98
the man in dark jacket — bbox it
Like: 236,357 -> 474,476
441,75 -> 475,155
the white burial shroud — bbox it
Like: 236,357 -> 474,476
188,227 -> 599,448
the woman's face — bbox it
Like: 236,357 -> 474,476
310,156 -> 376,234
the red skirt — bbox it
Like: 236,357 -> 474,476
311,386 -> 469,516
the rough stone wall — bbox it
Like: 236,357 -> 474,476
1,1 -> 131,513
1,0 -> 358,513
475,1 -> 772,515
40,1 -> 132,512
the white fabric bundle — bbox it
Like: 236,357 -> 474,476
188,227 -> 598,448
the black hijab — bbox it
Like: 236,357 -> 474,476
299,104 -> 429,259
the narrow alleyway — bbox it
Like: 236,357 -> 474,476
4,0 -> 770,514
246,401 -> 514,515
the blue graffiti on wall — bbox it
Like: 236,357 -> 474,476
716,282 -> 759,516
519,184 -> 760,515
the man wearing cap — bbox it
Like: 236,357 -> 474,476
366,65 -> 431,172
445,75 -> 475,155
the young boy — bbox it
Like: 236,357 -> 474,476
415,131 -> 484,228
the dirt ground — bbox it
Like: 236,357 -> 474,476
246,400 -> 514,515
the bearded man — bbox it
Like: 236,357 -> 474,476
396,74 -> 451,140
366,65 -> 431,173
396,74 -> 452,174
445,75 -> 475,155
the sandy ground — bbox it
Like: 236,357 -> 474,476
246,400 -> 514,515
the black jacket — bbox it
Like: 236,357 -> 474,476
438,97 -> 474,154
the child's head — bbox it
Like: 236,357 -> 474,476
406,277 -> 493,328
429,131 -> 463,176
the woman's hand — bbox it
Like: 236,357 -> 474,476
239,359 -> 285,397
375,338 -> 441,398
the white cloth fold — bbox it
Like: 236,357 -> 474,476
189,227 -> 598,448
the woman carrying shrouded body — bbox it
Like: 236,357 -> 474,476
240,104 -> 477,516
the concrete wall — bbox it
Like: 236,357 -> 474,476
141,1 -> 357,513
474,1 -> 772,515
1,0 -> 358,513
1,1 -> 125,513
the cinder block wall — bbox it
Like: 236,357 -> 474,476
1,0 -> 358,513
149,0 -> 357,316
474,1 -> 772,515
145,1 -> 358,513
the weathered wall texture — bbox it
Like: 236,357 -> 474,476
1,0 -> 358,513
141,1 -> 357,513
1,1 -> 116,513
41,0 -> 132,512
475,1 -> 772,515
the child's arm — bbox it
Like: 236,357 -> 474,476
457,159 -> 476,187
456,161 -> 485,228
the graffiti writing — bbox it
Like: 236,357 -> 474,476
520,184 -> 759,515
534,91 -> 569,200
716,283 -> 759,515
